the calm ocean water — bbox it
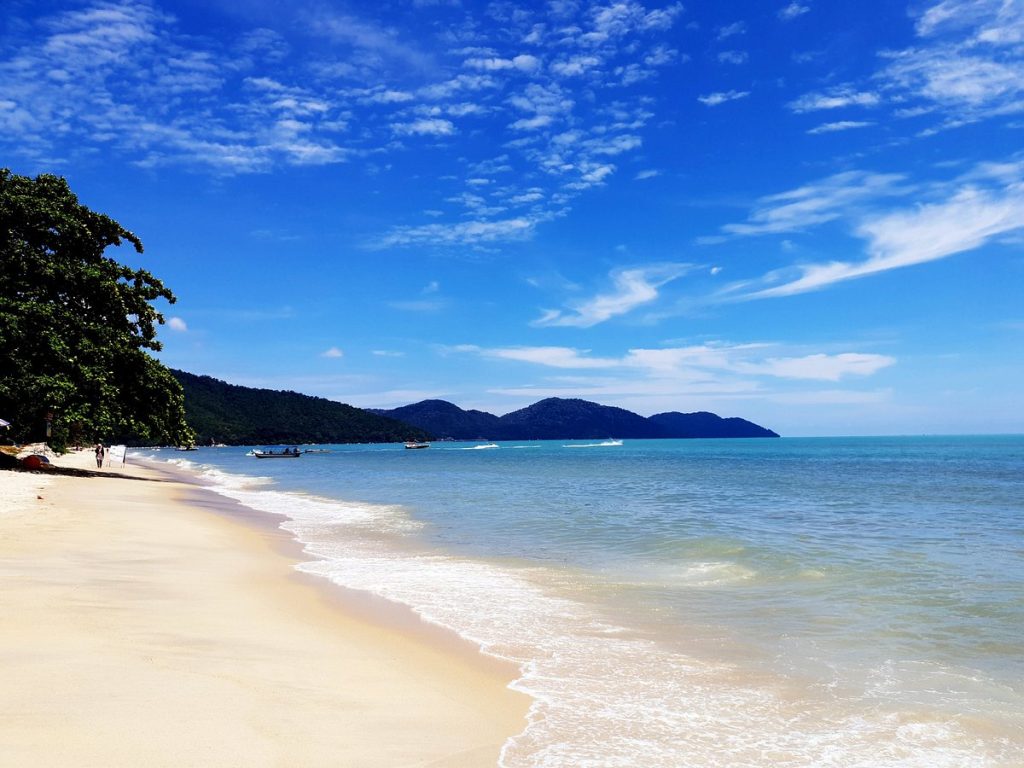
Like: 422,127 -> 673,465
144,436 -> 1024,767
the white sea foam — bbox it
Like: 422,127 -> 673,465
160,458 -> 1016,768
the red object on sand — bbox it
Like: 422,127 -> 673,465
21,454 -> 51,470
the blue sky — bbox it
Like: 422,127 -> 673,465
3,0 -> 1023,435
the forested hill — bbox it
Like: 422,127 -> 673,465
374,397 -> 779,440
172,370 -> 430,445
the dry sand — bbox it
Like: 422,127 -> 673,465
0,451 -> 528,767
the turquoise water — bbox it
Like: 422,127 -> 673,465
148,436 -> 1024,767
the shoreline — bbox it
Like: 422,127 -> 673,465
0,451 -> 529,767
160,455 -> 530,685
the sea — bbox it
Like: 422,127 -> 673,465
140,436 -> 1024,767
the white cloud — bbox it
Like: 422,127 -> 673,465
717,22 -> 747,40
0,0 -> 683,244
462,342 -> 895,383
740,176 -> 1024,298
736,353 -> 895,381
465,54 -> 541,72
512,54 -> 542,71
510,114 -> 554,131
375,217 -> 535,247
788,87 -> 881,112
321,346 -> 344,358
698,90 -> 750,106
508,82 -> 574,117
305,8 -> 434,73
391,118 -> 456,136
779,3 -> 811,20
717,170 -> 909,237
800,1 -> 1024,131
551,55 -> 601,77
417,74 -> 499,100
508,189 -> 545,204
634,169 -> 661,180
483,346 -> 618,369
533,263 -> 691,327
718,50 -> 748,65
881,47 -> 1024,112
807,120 -> 873,134
367,89 -> 415,103
167,316 -> 188,332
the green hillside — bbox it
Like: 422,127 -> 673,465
172,370 -> 429,445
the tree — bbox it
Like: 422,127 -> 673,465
0,169 -> 194,449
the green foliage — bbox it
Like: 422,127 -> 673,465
0,169 -> 194,449
173,370 -> 431,445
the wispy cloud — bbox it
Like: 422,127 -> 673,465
167,316 -> 188,332
374,217 -> 535,248
779,3 -> 811,20
712,171 -> 909,238
533,264 -> 692,327
391,118 -> 456,136
460,341 -> 895,382
807,120 -> 873,134
718,159 -> 1024,298
1,0 -> 686,250
321,346 -> 344,358
481,346 -> 619,369
718,50 -> 749,65
788,0 -> 1024,131
788,87 -> 881,112
717,22 -> 747,41
698,90 -> 750,106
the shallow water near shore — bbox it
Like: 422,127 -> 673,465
141,436 -> 1024,767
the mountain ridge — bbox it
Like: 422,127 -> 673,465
373,396 -> 779,440
172,371 -> 779,444
172,370 -> 430,445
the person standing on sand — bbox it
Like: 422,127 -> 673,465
94,443 -> 105,469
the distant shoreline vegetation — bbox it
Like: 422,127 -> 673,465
173,371 -> 778,446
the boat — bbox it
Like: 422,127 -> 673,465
175,445 -> 198,451
404,442 -> 430,449
252,447 -> 302,458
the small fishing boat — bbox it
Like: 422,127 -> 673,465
252,447 -> 301,458
404,441 -> 430,449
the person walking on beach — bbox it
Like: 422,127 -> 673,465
94,443 -> 105,469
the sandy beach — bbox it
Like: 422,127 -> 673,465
0,451 -> 527,768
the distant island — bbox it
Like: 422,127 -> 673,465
372,398 -> 779,440
174,372 -> 778,445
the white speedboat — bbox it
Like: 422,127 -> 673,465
252,447 -> 301,458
